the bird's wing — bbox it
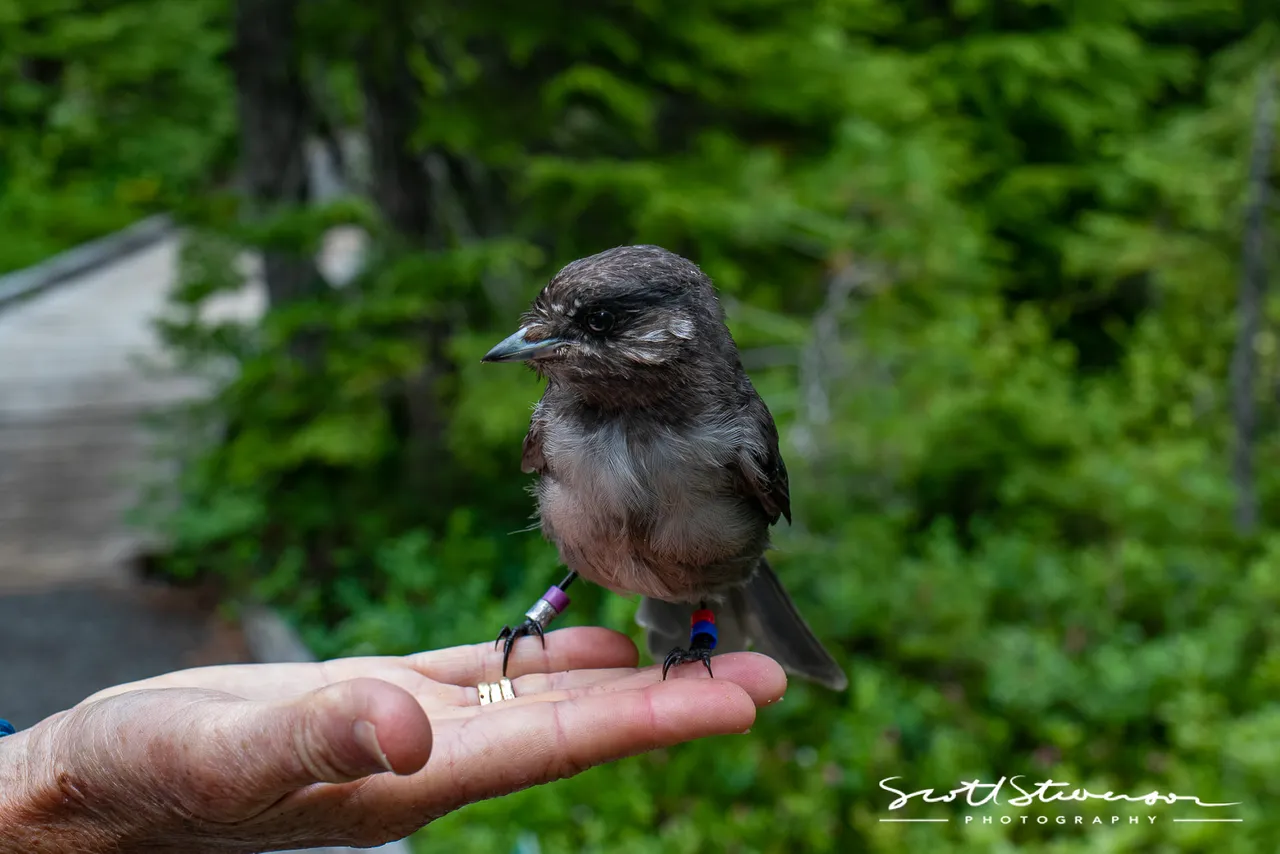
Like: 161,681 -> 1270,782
520,403 -> 548,475
735,393 -> 792,526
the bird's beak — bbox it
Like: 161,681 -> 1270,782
481,327 -> 566,363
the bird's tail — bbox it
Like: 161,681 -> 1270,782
636,558 -> 847,691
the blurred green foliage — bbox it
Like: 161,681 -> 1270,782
11,0 -> 1280,850
0,0 -> 233,272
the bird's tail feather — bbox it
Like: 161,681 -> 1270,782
635,558 -> 847,691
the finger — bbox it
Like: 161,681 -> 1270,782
237,657 -> 783,844
83,662 -> 328,704
404,627 -> 640,685
510,665 -> 643,695
406,677 -> 760,815
495,652 -> 786,709
201,677 -> 434,819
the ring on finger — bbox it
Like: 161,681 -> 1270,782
477,677 -> 516,705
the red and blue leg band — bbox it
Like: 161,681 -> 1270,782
690,608 -> 717,650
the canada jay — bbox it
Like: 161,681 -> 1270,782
482,245 -> 847,691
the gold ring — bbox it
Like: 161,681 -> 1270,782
478,678 -> 516,705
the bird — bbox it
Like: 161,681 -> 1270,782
481,245 -> 847,691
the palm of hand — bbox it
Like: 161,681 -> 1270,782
12,627 -> 783,852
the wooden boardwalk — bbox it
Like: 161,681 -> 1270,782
0,224 -> 406,853
0,235 -> 264,591
0,224 -> 365,592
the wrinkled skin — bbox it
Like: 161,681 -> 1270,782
0,628 -> 785,853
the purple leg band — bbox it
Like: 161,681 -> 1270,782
543,586 -> 571,614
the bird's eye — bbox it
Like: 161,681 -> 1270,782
586,310 -> 615,334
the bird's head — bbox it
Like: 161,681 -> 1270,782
482,245 -> 731,395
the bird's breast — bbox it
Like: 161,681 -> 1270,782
535,417 -> 764,600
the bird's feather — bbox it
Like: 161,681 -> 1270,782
521,409 -> 547,475
638,558 -> 846,691
734,394 -> 792,526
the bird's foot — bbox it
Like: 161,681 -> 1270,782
496,618 -> 545,676
494,581 -> 573,677
661,607 -> 718,680
662,643 -> 715,679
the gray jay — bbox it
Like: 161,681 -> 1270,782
482,245 -> 847,691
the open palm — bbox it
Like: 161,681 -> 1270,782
7,627 -> 785,852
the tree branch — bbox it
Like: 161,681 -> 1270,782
1230,62 -> 1276,536
791,256 -> 885,462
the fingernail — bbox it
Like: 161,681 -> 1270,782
353,720 -> 395,773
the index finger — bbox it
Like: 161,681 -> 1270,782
241,655 -> 786,848
351,676 -> 766,827
404,627 -> 641,685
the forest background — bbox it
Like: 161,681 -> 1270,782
3,0 -> 1280,850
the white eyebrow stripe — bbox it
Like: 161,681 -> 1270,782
670,318 -> 695,339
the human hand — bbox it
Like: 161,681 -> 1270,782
0,627 -> 786,853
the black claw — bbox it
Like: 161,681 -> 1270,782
495,618 -> 546,676
661,646 -> 715,680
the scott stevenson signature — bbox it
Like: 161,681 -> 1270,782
879,777 -> 1241,810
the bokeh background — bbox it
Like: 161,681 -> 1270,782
3,0 -> 1280,851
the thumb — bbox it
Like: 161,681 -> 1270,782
232,677 -> 433,799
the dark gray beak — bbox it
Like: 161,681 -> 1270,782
481,327 -> 566,363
